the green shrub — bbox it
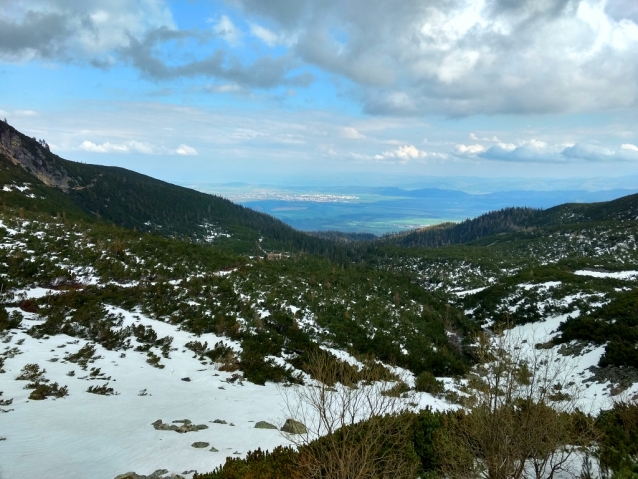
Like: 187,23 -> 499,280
0,308 -> 21,331
87,383 -> 117,396
16,363 -> 46,382
194,446 -> 300,479
411,408 -> 445,475
28,382 -> 68,400
415,371 -> 445,394
597,400 -> 638,477
382,381 -> 411,397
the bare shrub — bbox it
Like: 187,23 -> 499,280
282,350 -> 418,479
435,327 -> 597,479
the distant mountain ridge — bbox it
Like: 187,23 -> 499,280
0,120 -> 336,254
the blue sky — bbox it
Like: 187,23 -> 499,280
2,0 -> 638,191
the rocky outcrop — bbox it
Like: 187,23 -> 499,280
0,121 -> 73,191
114,470 -> 184,479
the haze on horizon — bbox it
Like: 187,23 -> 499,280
1,0 -> 638,191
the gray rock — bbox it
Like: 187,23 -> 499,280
172,419 -> 191,425
211,419 -> 227,424
181,377 -> 191,382
209,447 -> 219,452
114,473 -> 142,479
192,441 -> 210,448
148,470 -> 169,478
254,421 -> 278,430
281,419 -> 307,434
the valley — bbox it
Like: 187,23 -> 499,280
0,120 -> 637,478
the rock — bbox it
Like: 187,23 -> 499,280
191,441 -> 209,448
254,421 -> 278,430
209,447 -> 219,452
181,377 -> 191,382
153,419 -> 206,433
114,473 -> 142,479
281,419 -> 307,434
148,470 -> 169,478
211,419 -> 227,424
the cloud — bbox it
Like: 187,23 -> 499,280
479,145 -> 556,162
249,23 -> 283,47
79,140 -> 157,154
175,144 -> 198,156
212,15 -> 242,46
232,0 -> 638,116
374,144 -> 445,164
470,133 -> 500,142
0,0 -> 174,63
9,0 -> 638,117
201,83 -> 244,94
79,141 -> 129,154
456,144 -> 485,155
120,27 -> 314,88
340,127 -> 365,139
563,143 -> 638,162
479,141 -> 638,163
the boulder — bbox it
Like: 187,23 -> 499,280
254,421 -> 278,430
148,470 -> 169,478
280,419 -> 307,434
191,442 -> 209,448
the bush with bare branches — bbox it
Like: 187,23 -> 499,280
435,327 -> 597,479
282,350 -> 419,479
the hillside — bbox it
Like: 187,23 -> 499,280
0,120 -> 338,255
382,193 -> 638,248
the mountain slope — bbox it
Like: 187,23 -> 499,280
0,120 -> 336,255
383,193 -> 638,248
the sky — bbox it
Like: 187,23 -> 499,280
1,0 -> 638,191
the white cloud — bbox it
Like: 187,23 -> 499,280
621,143 -> 638,152
456,144 -> 485,155
175,144 -> 198,156
212,15 -> 243,46
79,141 -> 129,153
249,23 -> 280,47
341,127 -> 365,139
470,133 -> 500,142
235,0 -> 638,115
562,144 -> 616,162
202,84 -> 244,94
79,140 -> 157,154
374,144 -> 445,164
0,0 -> 175,62
497,142 -> 516,152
